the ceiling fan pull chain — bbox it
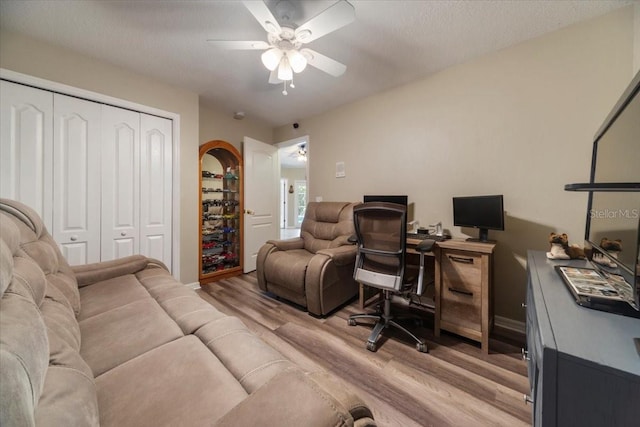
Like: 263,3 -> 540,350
282,80 -> 288,96
290,75 -> 295,89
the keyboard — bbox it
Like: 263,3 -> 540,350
407,233 -> 450,242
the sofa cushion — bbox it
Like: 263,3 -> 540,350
35,365 -> 99,427
1,201 -> 81,315
196,316 -> 293,393
79,298 -> 183,376
96,335 -> 248,427
78,274 -> 150,321
0,291 -> 49,427
213,368 -> 356,427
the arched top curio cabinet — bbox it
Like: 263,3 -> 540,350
199,140 -> 243,283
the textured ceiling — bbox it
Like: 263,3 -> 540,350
0,0 -> 632,127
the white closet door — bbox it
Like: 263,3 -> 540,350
52,94 -> 101,265
0,81 -> 54,229
101,105 -> 140,260
140,114 -> 172,269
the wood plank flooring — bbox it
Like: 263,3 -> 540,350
198,273 -> 532,427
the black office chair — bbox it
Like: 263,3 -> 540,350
347,202 -> 435,353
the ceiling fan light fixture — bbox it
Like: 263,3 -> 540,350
261,48 -> 283,71
296,29 -> 312,42
264,21 -> 279,34
277,56 -> 293,81
288,49 -> 307,73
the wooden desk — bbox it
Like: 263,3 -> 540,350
358,237 -> 496,353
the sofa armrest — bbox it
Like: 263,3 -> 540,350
316,245 -> 358,267
213,368 -> 372,427
71,255 -> 164,287
265,237 -> 304,251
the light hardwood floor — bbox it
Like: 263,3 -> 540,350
198,273 -> 531,427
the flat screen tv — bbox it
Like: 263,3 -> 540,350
453,195 -> 504,242
581,71 -> 640,317
363,195 -> 408,207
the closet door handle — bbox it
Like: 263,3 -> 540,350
448,255 -> 474,264
448,287 -> 473,297
70,235 -> 78,242
120,232 -> 127,236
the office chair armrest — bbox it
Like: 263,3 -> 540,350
415,239 -> 436,253
316,245 -> 358,266
265,237 -> 305,251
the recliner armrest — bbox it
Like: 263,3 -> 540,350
265,237 -> 305,251
316,245 -> 358,266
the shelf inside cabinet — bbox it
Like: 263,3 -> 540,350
199,140 -> 243,283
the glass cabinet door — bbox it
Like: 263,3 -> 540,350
199,140 -> 243,283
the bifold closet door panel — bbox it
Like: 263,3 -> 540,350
0,80 -> 54,229
101,105 -> 141,261
52,94 -> 101,265
140,113 -> 173,270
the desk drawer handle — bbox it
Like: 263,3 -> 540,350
448,255 -> 474,264
448,287 -> 473,297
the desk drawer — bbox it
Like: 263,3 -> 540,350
440,249 -> 482,332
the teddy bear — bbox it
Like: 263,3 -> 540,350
546,232 -> 586,260
591,237 -> 622,268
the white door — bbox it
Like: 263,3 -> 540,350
140,113 -> 172,269
101,105 -> 140,260
0,81 -> 54,229
52,94 -> 101,265
243,136 -> 279,272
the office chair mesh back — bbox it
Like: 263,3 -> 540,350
353,202 -> 407,292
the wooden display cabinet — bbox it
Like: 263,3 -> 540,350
199,140 -> 243,283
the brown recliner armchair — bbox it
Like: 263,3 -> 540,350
257,201 -> 360,316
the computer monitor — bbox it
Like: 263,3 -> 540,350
453,195 -> 504,242
363,195 -> 408,207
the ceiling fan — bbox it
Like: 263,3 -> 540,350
208,0 -> 355,95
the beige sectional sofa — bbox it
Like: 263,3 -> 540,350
0,199 -> 375,427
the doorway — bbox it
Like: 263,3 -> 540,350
277,136 -> 309,239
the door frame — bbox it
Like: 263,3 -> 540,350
276,135 -> 310,230
0,68 -> 182,279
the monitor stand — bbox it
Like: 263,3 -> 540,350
465,228 -> 495,243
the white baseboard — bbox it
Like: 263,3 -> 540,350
494,315 -> 526,335
185,282 -> 201,290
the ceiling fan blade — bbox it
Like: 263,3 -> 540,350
301,48 -> 346,77
294,1 -> 355,44
268,69 -> 281,84
242,0 -> 282,35
207,40 -> 270,50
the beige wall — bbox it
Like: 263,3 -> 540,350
274,8 -> 635,322
0,30 -> 268,285
199,102 -> 273,152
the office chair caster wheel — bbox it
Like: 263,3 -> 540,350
348,318 -> 357,326
366,341 -> 377,352
416,342 -> 428,353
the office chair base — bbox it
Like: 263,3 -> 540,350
348,312 -> 428,353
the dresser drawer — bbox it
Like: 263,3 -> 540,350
440,250 -> 482,332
